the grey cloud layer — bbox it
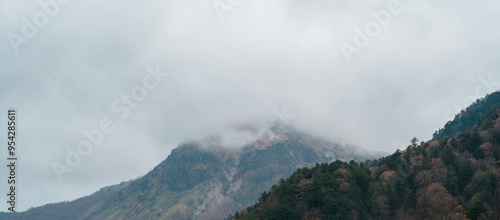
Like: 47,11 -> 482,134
1,0 -> 499,211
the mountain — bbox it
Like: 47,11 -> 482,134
236,106 -> 500,219
0,213 -> 12,220
433,90 -> 500,140
5,126 -> 382,220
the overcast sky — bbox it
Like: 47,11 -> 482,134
1,0 -> 500,212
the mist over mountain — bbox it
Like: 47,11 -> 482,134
2,0 -> 500,211
2,125 -> 383,220
3,92 -> 500,219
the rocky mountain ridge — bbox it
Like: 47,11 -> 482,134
4,126 -> 381,220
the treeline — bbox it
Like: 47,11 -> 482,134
433,91 -> 500,141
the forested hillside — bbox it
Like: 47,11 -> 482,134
235,107 -> 500,220
433,91 -> 500,140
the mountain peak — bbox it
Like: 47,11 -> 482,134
8,127 -> 380,219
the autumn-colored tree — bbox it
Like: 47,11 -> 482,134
416,182 -> 457,219
371,195 -> 391,220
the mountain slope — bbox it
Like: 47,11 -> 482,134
237,107 -> 500,220
6,127 -> 380,220
433,91 -> 500,140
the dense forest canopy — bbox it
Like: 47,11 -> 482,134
433,91 -> 500,141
